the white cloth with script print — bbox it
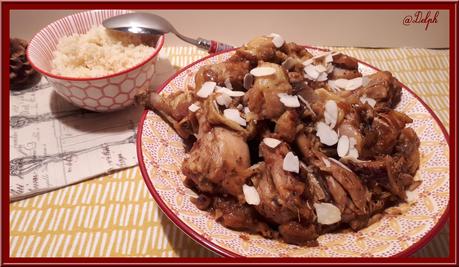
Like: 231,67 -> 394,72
9,77 -> 142,201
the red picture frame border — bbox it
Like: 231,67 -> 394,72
1,1 -> 457,265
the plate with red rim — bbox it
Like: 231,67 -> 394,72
137,47 -> 450,257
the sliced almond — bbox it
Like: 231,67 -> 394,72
314,64 -> 327,73
347,147 -> 359,159
316,122 -> 338,146
316,72 -> 328,82
325,54 -> 334,63
302,58 -> 314,66
304,64 -> 320,80
243,73 -> 254,89
223,108 -> 247,126
196,81 -> 216,98
324,100 -> 338,128
216,93 -> 232,107
215,86 -> 245,97
243,184 -> 260,205
278,93 -> 301,108
349,137 -> 357,147
283,152 -> 300,173
224,78 -> 233,90
268,33 -> 285,48
337,135 -> 350,157
345,77 -> 363,91
326,63 -> 334,73
250,67 -> 276,77
263,137 -> 282,148
334,79 -> 349,89
360,95 -> 377,107
405,190 -> 418,203
314,202 -> 342,225
188,103 -> 200,112
327,80 -> 339,91
243,106 -> 251,114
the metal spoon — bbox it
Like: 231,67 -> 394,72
102,12 -> 234,53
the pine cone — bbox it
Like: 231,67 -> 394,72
10,38 -> 42,91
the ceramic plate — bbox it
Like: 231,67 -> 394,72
137,48 -> 450,257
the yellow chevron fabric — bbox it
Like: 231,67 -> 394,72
9,46 -> 449,258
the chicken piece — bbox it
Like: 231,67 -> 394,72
327,159 -> 370,213
332,53 -> 359,70
363,109 -> 413,157
213,197 -> 275,238
329,67 -> 362,80
259,142 -> 315,223
281,42 -> 313,62
337,108 -> 364,154
194,60 -> 250,91
245,62 -> 293,120
354,71 -> 402,109
252,169 -> 298,225
236,35 -> 284,65
278,221 -> 319,246
136,89 -> 197,139
324,175 -> 349,212
275,110 -> 299,143
394,128 -> 420,176
328,53 -> 362,80
182,127 -> 250,200
342,156 -> 407,200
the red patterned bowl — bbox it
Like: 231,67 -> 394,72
27,10 -> 164,112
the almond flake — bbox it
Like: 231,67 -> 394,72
347,147 -> 359,159
325,54 -> 334,63
224,78 -> 233,90
243,106 -> 251,114
327,80 -> 339,91
278,93 -> 301,108
304,64 -> 320,80
263,137 -> 282,148
315,64 -> 327,73
324,100 -> 338,128
337,135 -> 350,158
334,79 -> 349,89
223,108 -> 247,126
328,157 -> 352,172
360,95 -> 377,107
405,190 -> 418,203
243,184 -> 260,205
316,122 -> 338,146
215,86 -> 245,97
216,93 -> 232,107
196,81 -> 216,98
314,202 -> 341,225
243,73 -> 254,89
283,152 -> 300,173
188,103 -> 200,112
316,72 -> 328,82
349,137 -> 357,147
345,77 -> 363,91
268,33 -> 285,48
237,104 -> 243,110
250,67 -> 276,77
302,58 -> 314,66
326,63 -> 334,73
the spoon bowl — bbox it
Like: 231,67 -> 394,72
103,12 -> 233,53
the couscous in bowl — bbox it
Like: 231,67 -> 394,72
27,10 -> 164,112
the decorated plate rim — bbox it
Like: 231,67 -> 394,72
136,47 -> 450,258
